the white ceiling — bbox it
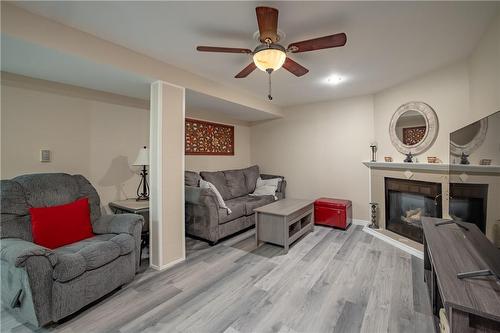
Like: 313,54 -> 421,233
11,2 -> 500,107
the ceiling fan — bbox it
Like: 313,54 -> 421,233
196,6 -> 347,100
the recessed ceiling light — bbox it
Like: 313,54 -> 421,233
325,75 -> 344,85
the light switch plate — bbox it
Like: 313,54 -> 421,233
40,149 -> 51,162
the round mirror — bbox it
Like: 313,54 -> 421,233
395,110 -> 427,146
450,118 -> 488,156
389,102 -> 438,155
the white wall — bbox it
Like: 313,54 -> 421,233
468,13 -> 500,123
251,96 -> 374,220
1,79 -> 149,211
184,108 -> 252,173
373,61 -> 470,163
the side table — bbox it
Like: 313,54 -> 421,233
109,199 -> 149,260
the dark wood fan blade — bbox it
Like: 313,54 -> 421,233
196,46 -> 252,54
288,33 -> 347,53
256,7 -> 279,43
235,62 -> 257,78
283,57 -> 309,77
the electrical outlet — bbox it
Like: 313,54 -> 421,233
40,150 -> 51,162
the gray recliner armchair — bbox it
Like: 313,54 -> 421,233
0,173 -> 143,327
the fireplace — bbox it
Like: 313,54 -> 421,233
385,178 -> 442,243
450,183 -> 488,233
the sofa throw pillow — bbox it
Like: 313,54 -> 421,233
250,177 -> 281,200
199,180 -> 232,215
29,197 -> 94,249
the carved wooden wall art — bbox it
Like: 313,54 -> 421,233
403,126 -> 426,146
185,118 -> 234,155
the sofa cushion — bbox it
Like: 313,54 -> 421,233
244,195 -> 275,215
218,197 -> 246,224
200,171 -> 231,200
242,165 -> 260,193
185,171 -> 201,187
224,169 -> 248,198
52,234 -> 131,282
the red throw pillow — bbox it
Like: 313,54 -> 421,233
30,198 -> 94,249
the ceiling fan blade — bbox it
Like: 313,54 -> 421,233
256,7 -> 279,43
235,62 -> 257,78
288,33 -> 347,53
196,46 -> 252,54
283,57 -> 309,77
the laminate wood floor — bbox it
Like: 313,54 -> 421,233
1,225 -> 435,333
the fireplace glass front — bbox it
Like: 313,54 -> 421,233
385,178 -> 442,243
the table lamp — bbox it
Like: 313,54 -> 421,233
133,146 -> 149,201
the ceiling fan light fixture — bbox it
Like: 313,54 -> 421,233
253,44 -> 286,72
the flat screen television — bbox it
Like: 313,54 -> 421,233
448,111 -> 500,246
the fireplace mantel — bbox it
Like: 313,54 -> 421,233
363,161 -> 500,174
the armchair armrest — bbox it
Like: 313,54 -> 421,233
92,214 -> 144,235
0,238 -> 57,267
93,214 -> 144,271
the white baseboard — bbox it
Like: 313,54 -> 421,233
352,219 -> 370,227
150,256 -> 185,271
362,226 -> 424,259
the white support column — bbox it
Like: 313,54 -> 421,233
149,81 -> 185,270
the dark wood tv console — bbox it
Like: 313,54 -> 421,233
422,217 -> 500,333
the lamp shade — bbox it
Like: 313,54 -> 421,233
253,48 -> 286,72
133,146 -> 149,166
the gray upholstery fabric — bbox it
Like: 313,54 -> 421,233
185,166 -> 286,244
223,170 -> 248,198
51,253 -> 135,322
244,195 -> 275,215
52,235 -> 126,282
218,215 -> 255,239
0,173 -> 142,327
185,186 -> 220,243
184,171 -> 201,187
218,197 -> 246,224
199,171 -> 231,200
0,238 -> 57,267
1,259 -> 40,326
242,165 -> 260,193
73,175 -> 101,223
14,173 -> 81,209
53,253 -> 87,283
1,180 -> 32,241
92,214 -> 143,270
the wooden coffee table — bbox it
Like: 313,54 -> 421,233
254,198 -> 314,254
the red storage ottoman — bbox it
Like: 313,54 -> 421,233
314,198 -> 352,230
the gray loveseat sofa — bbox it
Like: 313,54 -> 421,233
185,165 -> 286,245
0,173 -> 143,327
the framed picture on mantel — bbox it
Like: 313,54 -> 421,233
185,118 -> 234,155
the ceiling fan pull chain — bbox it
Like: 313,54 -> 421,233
267,68 -> 273,100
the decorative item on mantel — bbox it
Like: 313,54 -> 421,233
460,152 -> 470,165
384,156 -> 393,162
404,152 -> 414,163
368,202 -> 379,229
370,142 -> 377,162
427,156 -> 439,163
133,146 -> 149,201
480,159 -> 492,166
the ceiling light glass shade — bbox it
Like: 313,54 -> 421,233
253,48 -> 286,71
